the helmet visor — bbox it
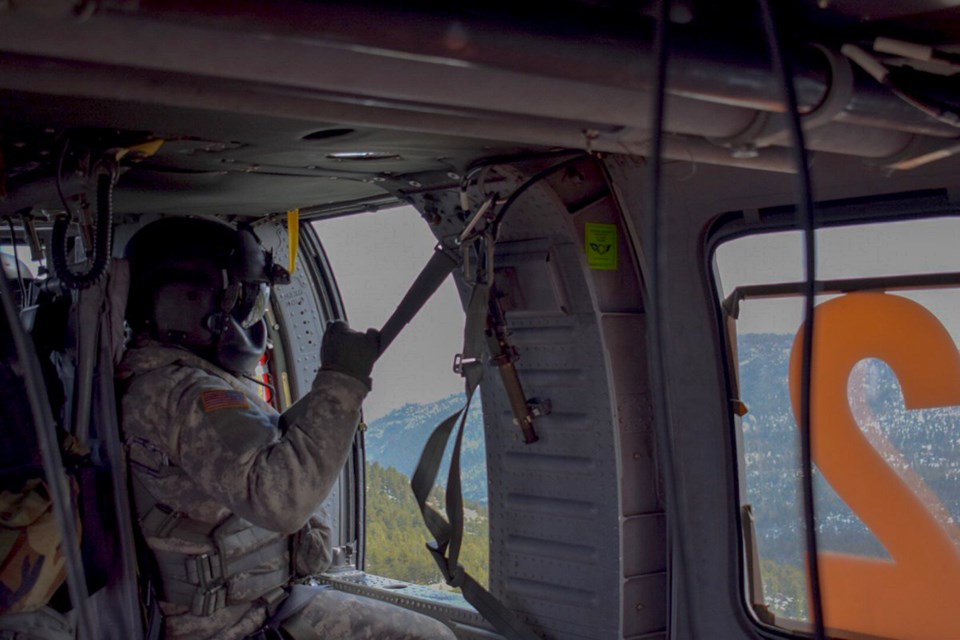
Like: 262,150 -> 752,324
233,281 -> 271,328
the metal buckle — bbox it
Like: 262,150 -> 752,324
185,551 -> 228,615
192,583 -> 227,616
185,552 -> 223,588
452,353 -> 479,375
141,504 -> 183,538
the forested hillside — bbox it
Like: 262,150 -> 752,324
365,462 -> 490,588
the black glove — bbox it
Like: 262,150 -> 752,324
320,320 -> 380,388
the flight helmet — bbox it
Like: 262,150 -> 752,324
125,217 -> 290,373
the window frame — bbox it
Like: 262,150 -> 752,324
705,188 -> 960,638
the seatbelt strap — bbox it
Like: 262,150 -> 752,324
262,583 -> 330,639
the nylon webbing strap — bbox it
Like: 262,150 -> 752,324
379,248 -> 458,357
410,280 -> 540,640
130,473 -> 217,544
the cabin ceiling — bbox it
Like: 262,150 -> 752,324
1,0 -> 960,219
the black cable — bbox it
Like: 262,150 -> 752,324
6,217 -> 27,306
464,148 -> 585,178
757,1 -> 826,638
643,1 -> 698,637
51,170 -> 115,290
241,372 -> 277,398
56,137 -> 76,218
490,152 -> 587,235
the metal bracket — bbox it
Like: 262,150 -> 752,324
452,353 -> 479,375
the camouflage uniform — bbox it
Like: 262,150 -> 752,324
119,339 -> 455,640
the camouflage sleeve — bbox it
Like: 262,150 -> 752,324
173,368 -> 367,534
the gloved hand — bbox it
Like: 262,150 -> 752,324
293,512 -> 334,577
320,320 -> 380,389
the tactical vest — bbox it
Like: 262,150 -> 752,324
120,348 -> 293,617
128,444 -> 291,617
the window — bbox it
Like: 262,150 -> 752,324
714,216 -> 960,638
314,206 -> 490,590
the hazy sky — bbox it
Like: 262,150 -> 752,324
715,217 -> 960,343
314,206 -> 466,421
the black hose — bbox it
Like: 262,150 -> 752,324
56,137 -> 75,220
643,1 -> 699,637
757,1 -> 826,637
51,171 -> 115,291
490,152 -> 588,235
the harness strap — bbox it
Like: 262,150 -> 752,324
129,471 -> 291,616
152,539 -> 289,616
129,474 -> 218,544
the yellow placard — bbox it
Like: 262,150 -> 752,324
287,208 -> 300,274
585,223 -> 618,271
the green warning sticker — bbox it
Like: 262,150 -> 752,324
585,223 -> 618,271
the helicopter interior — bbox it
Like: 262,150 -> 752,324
3,2 -> 960,639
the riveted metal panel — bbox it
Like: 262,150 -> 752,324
477,164 -> 624,639
255,220 -> 345,541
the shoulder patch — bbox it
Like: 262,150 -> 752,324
200,389 -> 250,413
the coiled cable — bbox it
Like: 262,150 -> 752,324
51,169 -> 115,290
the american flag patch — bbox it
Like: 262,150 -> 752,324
200,389 -> 250,413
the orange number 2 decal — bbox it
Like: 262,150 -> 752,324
788,292 -> 960,640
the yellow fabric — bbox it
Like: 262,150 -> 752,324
0,480 -> 75,615
287,209 -> 300,274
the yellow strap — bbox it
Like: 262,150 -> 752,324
287,209 -> 300,274
115,139 -> 165,161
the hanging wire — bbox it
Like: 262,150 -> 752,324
757,1 -> 826,637
643,1 -> 698,636
6,217 -> 27,305
56,136 -> 77,218
489,152 -> 587,236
